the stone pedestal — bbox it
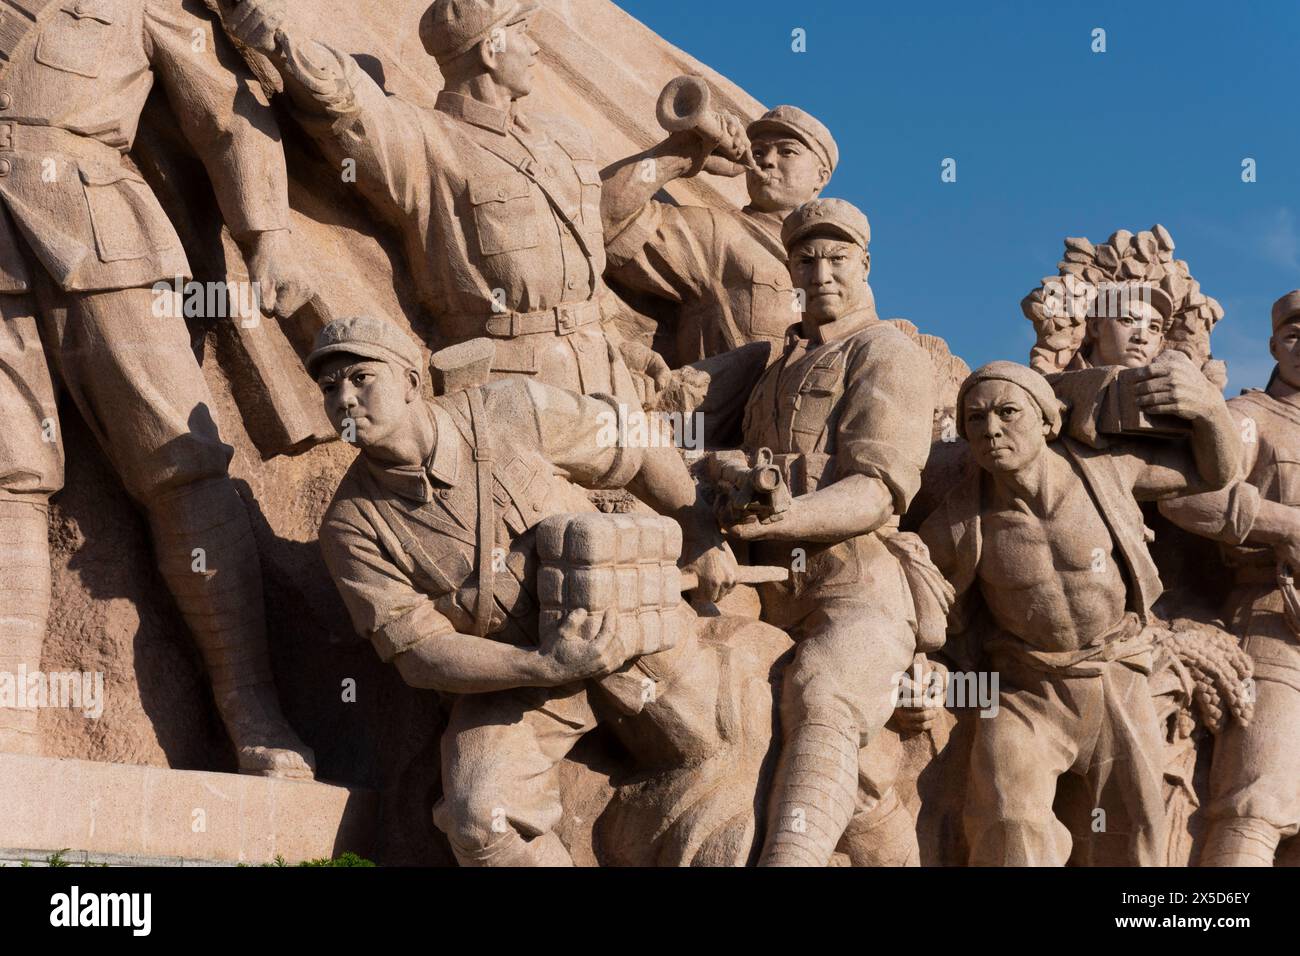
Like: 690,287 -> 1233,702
0,755 -> 376,866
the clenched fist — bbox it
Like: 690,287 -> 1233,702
217,0 -> 286,55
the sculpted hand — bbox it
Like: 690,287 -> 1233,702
247,230 -> 313,319
617,341 -> 672,408
705,111 -> 750,167
887,657 -> 949,736
721,506 -> 787,541
536,609 -> 636,684
686,541 -> 740,603
1132,350 -> 1218,421
218,0 -> 286,55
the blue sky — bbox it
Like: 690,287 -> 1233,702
616,0 -> 1300,391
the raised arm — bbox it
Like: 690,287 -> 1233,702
218,0 -> 432,222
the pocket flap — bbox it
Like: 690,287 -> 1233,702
62,0 -> 114,24
469,174 -> 531,205
78,163 -> 143,187
749,260 -> 791,290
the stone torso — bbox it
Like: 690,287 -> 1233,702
977,448 -> 1130,652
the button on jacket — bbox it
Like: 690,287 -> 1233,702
0,0 -> 290,293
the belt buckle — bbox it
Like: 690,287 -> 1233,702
0,123 -> 13,152
555,305 -> 577,336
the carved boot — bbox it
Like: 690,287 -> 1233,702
759,721 -> 860,866
0,499 -> 50,756
147,478 -> 315,779
1199,817 -> 1280,866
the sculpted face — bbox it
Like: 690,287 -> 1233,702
963,379 -> 1051,475
789,236 -> 870,324
316,355 -> 420,449
748,134 -> 829,212
1086,307 -> 1165,368
485,18 -> 539,99
1271,319 -> 1300,388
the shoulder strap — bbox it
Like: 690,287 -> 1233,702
0,0 -> 66,81
469,134 -> 598,300
467,388 -> 496,637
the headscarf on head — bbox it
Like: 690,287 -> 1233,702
956,361 -> 1063,441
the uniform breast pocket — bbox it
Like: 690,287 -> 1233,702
78,163 -> 164,262
468,174 -> 540,256
35,1 -> 117,79
1273,452 -> 1300,506
747,262 -> 798,339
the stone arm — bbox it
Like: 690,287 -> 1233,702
1157,406 -> 1300,560
600,130 -> 716,239
218,1 -> 432,224
146,0 -> 290,240
1128,353 -> 1242,498
727,331 -> 936,544
322,507 -> 641,692
517,380 -> 739,599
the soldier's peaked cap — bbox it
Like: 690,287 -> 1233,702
747,106 -> 839,173
1271,290 -> 1300,332
420,0 -> 539,63
781,198 -> 871,251
307,316 -> 426,378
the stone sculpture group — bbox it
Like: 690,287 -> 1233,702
0,0 -> 1294,866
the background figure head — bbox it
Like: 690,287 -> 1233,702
421,0 -> 540,100
781,198 -> 870,328
957,361 -> 1063,477
308,316 -> 427,455
1270,290 -> 1300,391
1083,283 -> 1173,369
745,107 -> 837,213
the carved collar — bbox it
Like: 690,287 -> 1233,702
435,91 -> 515,136
361,403 -> 463,503
800,305 -> 876,345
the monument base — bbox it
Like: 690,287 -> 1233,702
0,755 -> 375,866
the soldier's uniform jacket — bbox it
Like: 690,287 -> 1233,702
605,200 -> 801,366
281,41 -> 619,386
319,377 -> 640,664
740,310 -> 934,596
0,0 -> 289,292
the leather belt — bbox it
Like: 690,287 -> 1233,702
0,121 -> 125,163
443,297 -> 603,341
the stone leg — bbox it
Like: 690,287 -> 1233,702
836,727 -> 917,866
0,291 -> 63,755
759,597 -> 915,867
965,672 -> 1080,866
32,282 -> 313,778
435,681 -> 597,866
1072,664 -> 1167,867
1201,676 -> 1300,866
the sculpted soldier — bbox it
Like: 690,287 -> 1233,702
310,316 -> 748,866
222,0 -> 638,400
0,0 -> 313,774
602,101 -> 839,366
1156,289 -> 1300,865
919,360 -> 1241,865
713,199 -> 945,866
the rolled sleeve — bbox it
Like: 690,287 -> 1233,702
319,503 -> 455,663
282,40 -> 432,221
605,201 -> 717,304
835,330 -> 937,513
